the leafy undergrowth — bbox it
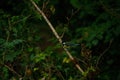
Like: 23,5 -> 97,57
0,0 -> 120,80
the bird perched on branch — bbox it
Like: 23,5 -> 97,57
62,42 -> 80,47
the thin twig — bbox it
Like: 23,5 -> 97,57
2,18 -> 23,79
4,64 -> 22,78
99,0 -> 120,18
30,0 -> 84,74
3,18 -> 11,62
60,27 -> 66,38
66,8 -> 80,21
96,39 -> 113,67
12,15 -> 31,26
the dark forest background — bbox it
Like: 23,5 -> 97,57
0,0 -> 120,80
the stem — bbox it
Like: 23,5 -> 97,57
3,18 -> 11,62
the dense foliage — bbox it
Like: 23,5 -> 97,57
0,0 -> 120,80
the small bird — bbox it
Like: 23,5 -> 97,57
62,42 -> 80,47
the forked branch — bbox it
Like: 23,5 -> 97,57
30,0 -> 84,74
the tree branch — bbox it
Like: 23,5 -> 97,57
30,0 -> 84,74
4,64 -> 22,78
96,39 -> 113,67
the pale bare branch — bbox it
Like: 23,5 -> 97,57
30,0 -> 84,74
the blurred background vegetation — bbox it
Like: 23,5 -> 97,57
0,0 -> 120,80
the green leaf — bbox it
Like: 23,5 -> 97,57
5,51 -> 21,62
68,76 -> 73,80
3,39 -> 23,48
70,0 -> 81,8
33,67 -> 39,71
33,0 -> 39,4
3,67 -> 9,79
114,26 -> 120,36
34,53 -> 46,63
92,39 -> 98,46
28,47 -> 34,52
0,38 -> 5,44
